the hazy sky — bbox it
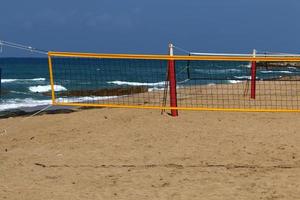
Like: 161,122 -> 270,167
1,0 -> 300,56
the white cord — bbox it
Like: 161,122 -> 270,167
173,45 -> 191,54
0,40 -> 48,55
172,44 -> 300,57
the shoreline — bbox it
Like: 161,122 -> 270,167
1,74 -> 300,118
1,76 -> 300,118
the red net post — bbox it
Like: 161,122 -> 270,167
251,49 -> 257,99
168,44 -> 178,117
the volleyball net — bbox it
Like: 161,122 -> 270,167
47,51 -> 300,113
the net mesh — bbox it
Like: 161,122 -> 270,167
48,53 -> 300,111
50,57 -> 168,107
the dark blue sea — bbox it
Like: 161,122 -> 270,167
1,57 -> 299,114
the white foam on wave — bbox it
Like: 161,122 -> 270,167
147,85 -> 185,92
0,95 -> 120,111
108,80 -> 189,91
107,81 -> 166,86
29,78 -> 46,81
56,96 -> 119,103
260,70 -> 293,74
29,85 -> 67,93
0,98 -> 52,111
1,78 -> 46,83
148,87 -> 165,92
1,79 -> 18,83
195,69 -> 241,73
238,64 -> 251,68
234,76 -> 251,79
10,91 -> 29,95
228,80 -> 243,84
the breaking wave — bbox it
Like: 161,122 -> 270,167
107,81 -> 166,86
0,98 -> 51,111
260,70 -> 293,74
194,69 -> 241,73
56,96 -> 119,103
227,80 -> 243,84
1,78 -> 46,83
234,76 -> 251,79
29,85 -> 67,93
0,96 -> 120,112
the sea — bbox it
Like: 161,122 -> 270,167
1,57 -> 300,117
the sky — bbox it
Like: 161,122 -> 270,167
1,0 -> 300,57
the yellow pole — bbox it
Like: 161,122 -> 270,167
47,55 -> 56,104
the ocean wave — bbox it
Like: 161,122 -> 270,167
194,69 -> 241,73
107,81 -> 166,86
148,87 -> 166,92
56,96 -> 119,103
29,85 -> 67,93
0,96 -> 120,111
1,78 -> 46,83
260,70 -> 293,74
10,91 -> 30,95
0,98 -> 51,111
28,78 -> 46,81
234,76 -> 251,79
227,80 -> 243,84
238,64 -> 251,68
1,79 -> 18,83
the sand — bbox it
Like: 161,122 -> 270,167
0,108 -> 300,200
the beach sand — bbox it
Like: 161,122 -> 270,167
0,108 -> 300,199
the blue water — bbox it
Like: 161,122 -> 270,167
1,57 -> 299,112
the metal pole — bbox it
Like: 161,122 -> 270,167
168,43 -> 178,117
